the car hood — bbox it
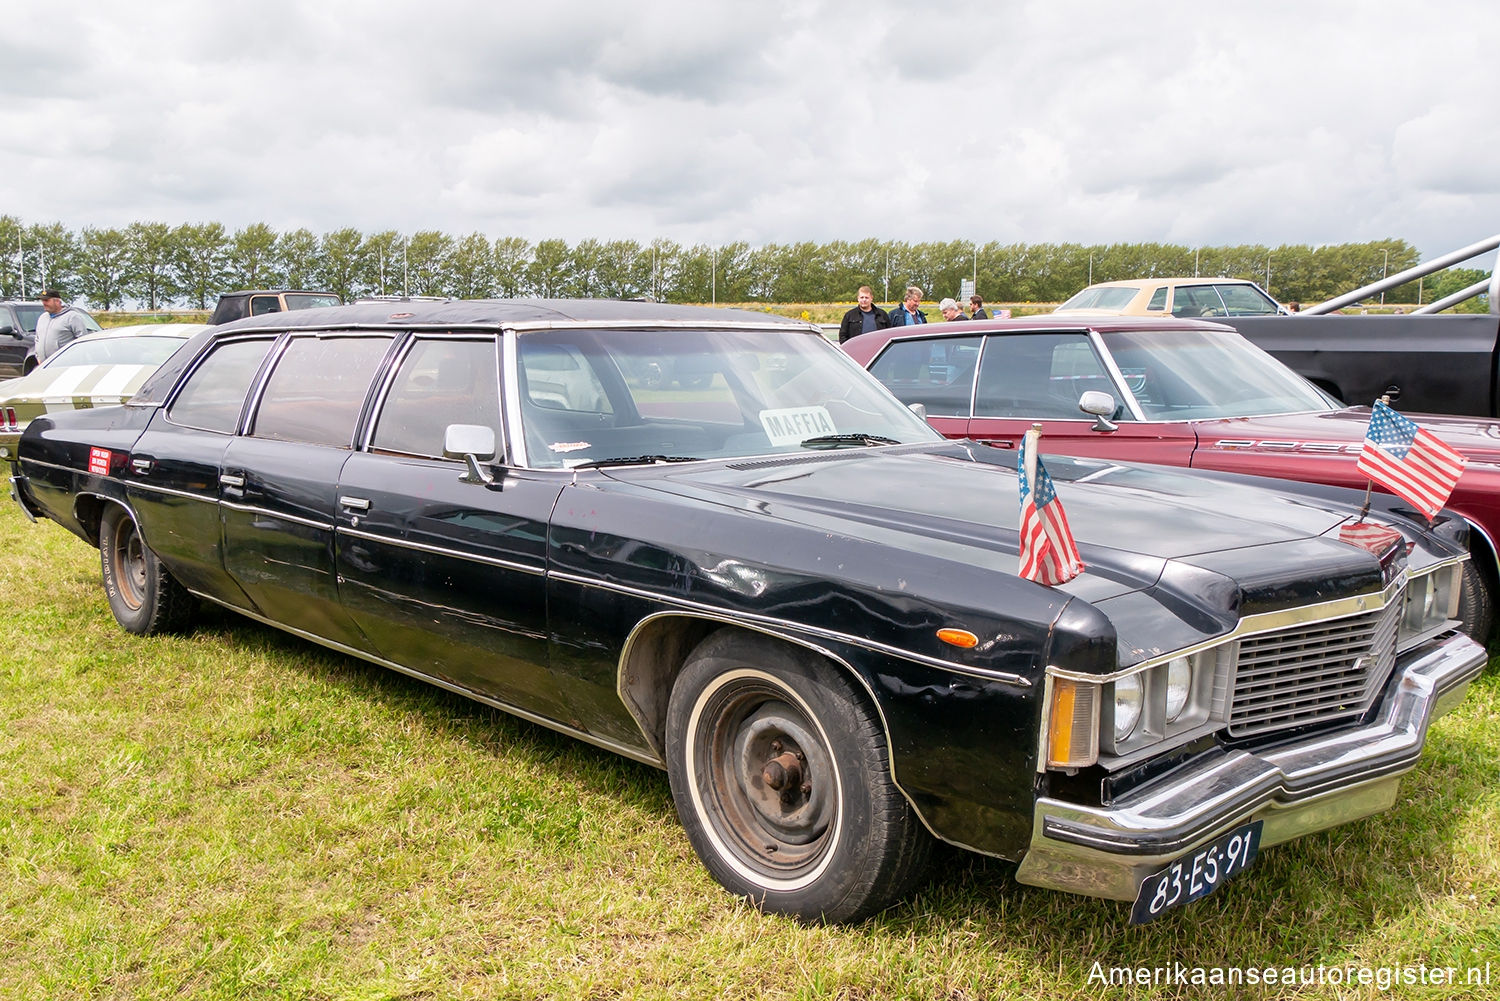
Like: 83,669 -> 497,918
1190,408 -> 1500,464
618,442 -> 1375,612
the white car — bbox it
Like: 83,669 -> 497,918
0,323 -> 207,460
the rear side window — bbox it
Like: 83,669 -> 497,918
867,336 -> 981,416
166,338 -> 276,433
370,338 -> 500,458
251,336 -> 393,447
249,295 -> 282,316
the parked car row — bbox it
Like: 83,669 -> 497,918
8,298 -> 1488,925
843,315 -> 1500,642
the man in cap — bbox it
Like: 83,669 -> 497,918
34,290 -> 92,364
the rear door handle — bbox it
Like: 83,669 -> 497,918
339,496 -> 371,511
219,473 -> 245,488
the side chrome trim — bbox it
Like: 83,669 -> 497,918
186,588 -> 663,767
337,525 -> 546,576
218,500 -> 331,532
550,568 -> 1032,687
127,481 -> 218,504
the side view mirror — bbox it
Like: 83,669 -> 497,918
444,423 -> 498,484
0,323 -> 17,337
1078,391 -> 1118,432
907,402 -> 928,421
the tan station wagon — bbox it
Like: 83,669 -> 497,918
1056,278 -> 1287,318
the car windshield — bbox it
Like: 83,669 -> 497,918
1057,286 -> 1140,311
516,326 -> 940,468
44,335 -> 187,369
1103,328 -> 1338,420
12,305 -> 44,332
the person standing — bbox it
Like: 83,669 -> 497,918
34,290 -> 92,364
889,286 -> 927,326
838,286 -> 891,343
939,298 -> 969,321
969,295 -> 989,320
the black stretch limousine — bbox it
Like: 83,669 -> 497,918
9,299 -> 1486,923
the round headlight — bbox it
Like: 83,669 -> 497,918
1165,657 -> 1192,722
1113,673 -> 1144,741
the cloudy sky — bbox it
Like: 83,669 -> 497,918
6,0 -> 1499,261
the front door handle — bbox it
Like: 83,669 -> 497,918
219,473 -> 245,488
339,496 -> 371,512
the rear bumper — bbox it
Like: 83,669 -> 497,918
1016,631 -> 1487,901
9,471 -> 40,523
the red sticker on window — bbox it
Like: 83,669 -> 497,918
88,447 -> 112,475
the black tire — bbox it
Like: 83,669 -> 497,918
665,629 -> 932,922
99,504 -> 195,635
1457,558 -> 1494,644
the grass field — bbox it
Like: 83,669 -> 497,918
2,498 -> 1498,1000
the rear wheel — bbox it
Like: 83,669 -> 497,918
99,505 -> 195,635
665,630 -> 932,922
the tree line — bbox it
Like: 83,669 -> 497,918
0,216 -> 1480,310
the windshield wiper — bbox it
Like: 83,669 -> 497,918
800,433 -> 900,449
572,455 -> 703,469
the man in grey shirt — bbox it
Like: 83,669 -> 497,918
34,290 -> 92,363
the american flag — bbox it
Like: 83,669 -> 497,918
1355,400 -> 1466,521
1018,427 -> 1084,585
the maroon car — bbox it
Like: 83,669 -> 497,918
844,316 -> 1500,638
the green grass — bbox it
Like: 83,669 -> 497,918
2,500 -> 1497,1000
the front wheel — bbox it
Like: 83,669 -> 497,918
665,630 -> 932,922
1457,559 -> 1493,644
99,504 -> 195,635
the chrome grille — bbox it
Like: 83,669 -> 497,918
1227,597 -> 1401,737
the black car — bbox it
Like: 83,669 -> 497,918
0,299 -> 103,377
10,299 -> 1486,923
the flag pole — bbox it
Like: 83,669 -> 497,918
1357,394 -> 1391,521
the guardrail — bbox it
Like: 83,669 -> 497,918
1304,234 -> 1500,316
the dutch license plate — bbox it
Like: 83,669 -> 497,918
1130,820 -> 1263,924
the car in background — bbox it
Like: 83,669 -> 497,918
844,315 -> 1500,640
1055,278 -> 1286,318
10,299 -> 1485,924
0,323 -> 206,462
0,299 -> 103,377
207,289 -> 342,324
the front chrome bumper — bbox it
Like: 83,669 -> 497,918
1015,631 -> 1487,901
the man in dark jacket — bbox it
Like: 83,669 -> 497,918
837,286 -> 890,343
969,295 -> 990,320
889,286 -> 927,326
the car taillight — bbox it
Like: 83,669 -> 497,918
0,406 -> 16,429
